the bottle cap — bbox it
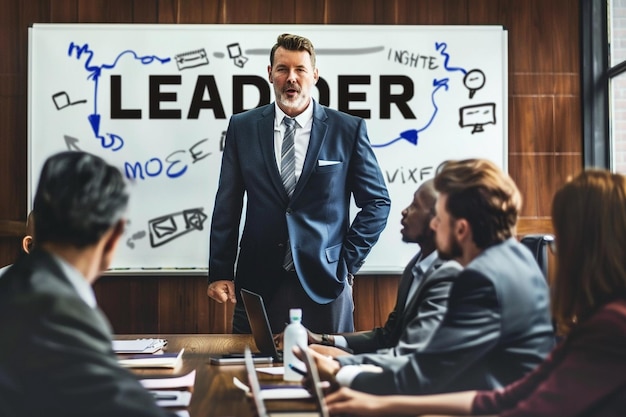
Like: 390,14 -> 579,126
289,308 -> 302,322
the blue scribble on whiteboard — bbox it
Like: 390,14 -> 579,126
373,41 -> 490,148
67,43 -> 171,151
435,42 -> 467,75
372,77 -> 449,148
437,42 -> 486,99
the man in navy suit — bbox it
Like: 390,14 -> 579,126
207,33 -> 391,334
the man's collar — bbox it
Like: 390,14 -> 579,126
274,99 -> 314,127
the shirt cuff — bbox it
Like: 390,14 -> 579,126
334,335 -> 348,348
335,365 -> 363,387
335,364 -> 383,387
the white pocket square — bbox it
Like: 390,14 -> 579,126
318,160 -> 340,166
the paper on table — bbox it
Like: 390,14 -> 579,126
118,349 -> 184,368
113,338 -> 167,353
233,377 -> 311,400
140,370 -> 197,391
150,390 -> 192,408
256,366 -> 284,375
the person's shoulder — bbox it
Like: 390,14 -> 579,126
4,250 -> 75,300
437,259 -> 463,272
466,238 -> 540,279
230,103 -> 273,121
589,300 -> 626,329
427,259 -> 462,280
570,300 -> 626,351
0,263 -> 11,277
316,102 -> 361,123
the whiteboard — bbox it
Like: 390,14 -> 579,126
28,24 -> 507,274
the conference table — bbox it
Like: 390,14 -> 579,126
116,334 -> 319,416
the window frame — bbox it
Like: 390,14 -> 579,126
581,0 -> 610,169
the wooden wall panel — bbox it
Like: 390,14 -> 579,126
156,0 -> 179,23
50,0 -> 78,22
132,0 -> 160,23
177,0 -> 222,23
157,276 -> 212,333
77,0 -> 134,23
353,275 -> 400,331
94,275 -> 160,333
325,1 -> 378,24
510,96 -> 555,154
293,1 -> 327,24
0,0 -> 582,334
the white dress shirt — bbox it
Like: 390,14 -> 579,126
273,101 -> 314,181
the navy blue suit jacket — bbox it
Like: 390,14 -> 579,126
209,101 -> 390,304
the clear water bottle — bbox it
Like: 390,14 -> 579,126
283,308 -> 307,381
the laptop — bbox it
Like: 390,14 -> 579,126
240,288 -> 283,361
244,345 -> 329,417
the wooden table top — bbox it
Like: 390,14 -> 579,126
115,334 -> 318,417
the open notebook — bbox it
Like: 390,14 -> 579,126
244,345 -> 329,417
241,288 -> 283,361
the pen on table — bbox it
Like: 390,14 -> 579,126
260,384 -> 303,389
288,363 -> 307,376
151,393 -> 178,400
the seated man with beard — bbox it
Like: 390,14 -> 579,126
300,159 -> 555,395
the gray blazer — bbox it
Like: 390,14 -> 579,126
0,249 -> 174,417
338,238 -> 555,395
343,252 -> 462,354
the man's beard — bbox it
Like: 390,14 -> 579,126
438,232 -> 463,261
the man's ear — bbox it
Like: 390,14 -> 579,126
105,219 -> 125,252
268,65 -> 273,83
455,218 -> 471,243
100,219 -> 125,272
22,236 -> 33,254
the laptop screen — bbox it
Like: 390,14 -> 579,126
241,288 -> 282,361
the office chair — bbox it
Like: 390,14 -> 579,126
520,233 -> 555,280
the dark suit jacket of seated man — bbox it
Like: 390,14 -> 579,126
343,252 -> 462,355
319,159 -> 555,396
0,151 -> 174,417
310,180 -> 463,356
337,238 -> 555,395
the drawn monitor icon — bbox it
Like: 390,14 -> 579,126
459,103 -> 496,134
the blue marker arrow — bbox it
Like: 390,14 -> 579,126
88,113 -> 101,137
373,77 -> 449,148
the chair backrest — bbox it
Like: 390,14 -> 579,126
520,234 -> 554,280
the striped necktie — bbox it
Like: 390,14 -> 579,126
281,117 -> 297,271
281,117 -> 297,197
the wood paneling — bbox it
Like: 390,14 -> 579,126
0,0 -> 582,334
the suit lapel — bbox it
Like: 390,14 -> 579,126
257,105 -> 289,201
402,257 -> 444,320
396,252 -> 421,310
291,101 -> 328,201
